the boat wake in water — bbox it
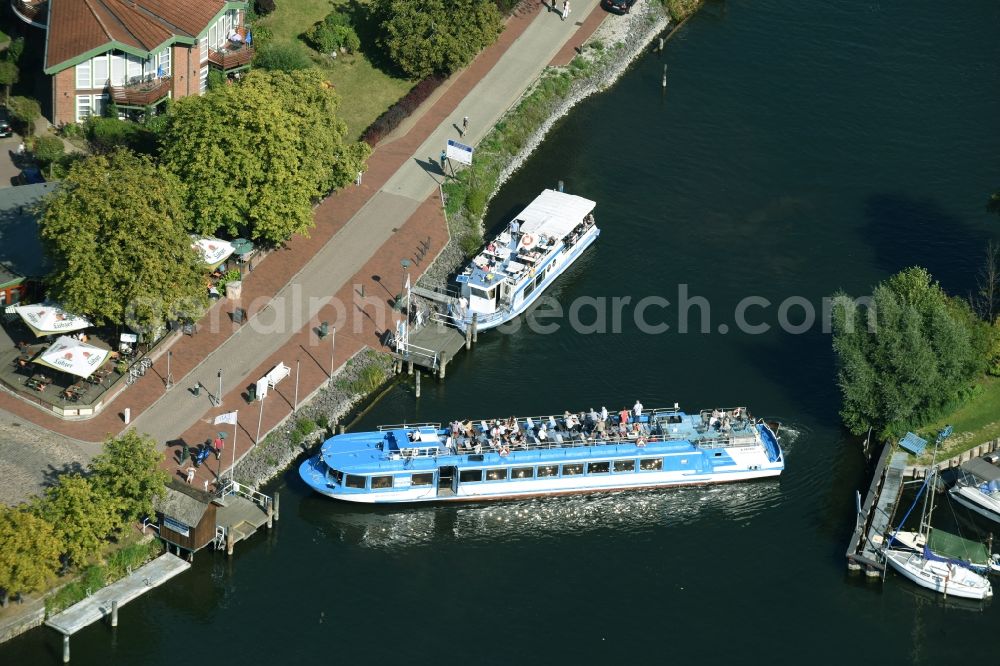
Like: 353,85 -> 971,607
304,479 -> 782,550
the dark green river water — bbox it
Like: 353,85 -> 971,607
4,0 -> 1000,663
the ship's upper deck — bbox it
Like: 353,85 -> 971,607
319,408 -> 765,474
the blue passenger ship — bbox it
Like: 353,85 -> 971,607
451,189 -> 599,332
299,406 -> 784,504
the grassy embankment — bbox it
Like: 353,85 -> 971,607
254,0 -> 413,139
43,538 -> 162,616
441,47 -> 611,255
911,376 -> 1000,465
662,0 -> 702,22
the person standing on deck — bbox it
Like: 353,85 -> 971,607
619,407 -> 630,426
633,399 -> 644,419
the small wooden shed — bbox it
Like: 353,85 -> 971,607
154,480 -> 219,554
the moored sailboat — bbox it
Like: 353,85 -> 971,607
884,440 -> 993,599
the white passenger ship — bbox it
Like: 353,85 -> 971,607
299,406 -> 784,504
451,189 -> 599,332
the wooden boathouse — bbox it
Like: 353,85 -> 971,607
153,479 -> 277,556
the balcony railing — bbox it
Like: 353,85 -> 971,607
208,45 -> 254,71
108,76 -> 172,106
11,0 -> 47,27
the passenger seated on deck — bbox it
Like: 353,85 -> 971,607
538,424 -> 548,441
408,430 -> 420,442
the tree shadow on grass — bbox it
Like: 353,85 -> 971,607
340,0 -> 417,80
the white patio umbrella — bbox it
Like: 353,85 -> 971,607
15,304 -> 93,338
191,236 -> 235,267
33,336 -> 110,379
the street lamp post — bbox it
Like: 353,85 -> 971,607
400,259 -> 411,310
216,369 -> 223,407
165,351 -> 173,391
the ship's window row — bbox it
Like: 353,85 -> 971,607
328,457 -> 666,490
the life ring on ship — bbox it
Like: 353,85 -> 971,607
636,437 -> 647,448
520,233 -> 535,248
499,445 -> 510,457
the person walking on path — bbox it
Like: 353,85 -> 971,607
562,0 -> 570,21
440,149 -> 447,172
462,116 -> 469,137
185,467 -> 195,484
213,436 -> 224,460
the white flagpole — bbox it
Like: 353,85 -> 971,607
229,412 -> 238,483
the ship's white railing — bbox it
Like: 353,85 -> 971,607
378,422 -> 441,431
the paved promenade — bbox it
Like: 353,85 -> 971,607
0,2 -> 608,493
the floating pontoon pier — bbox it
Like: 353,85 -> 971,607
846,443 -> 908,575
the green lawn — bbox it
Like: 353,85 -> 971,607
256,0 -> 414,139
912,376 -> 1000,464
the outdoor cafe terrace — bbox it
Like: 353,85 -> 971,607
0,308 -> 146,417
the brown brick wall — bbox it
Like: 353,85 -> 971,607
52,67 -> 77,126
171,43 -> 203,100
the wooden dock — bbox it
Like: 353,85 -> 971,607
846,443 -> 909,575
47,553 -> 190,661
393,288 -> 474,381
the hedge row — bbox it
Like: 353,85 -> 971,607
361,75 -> 445,146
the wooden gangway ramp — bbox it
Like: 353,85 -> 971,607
47,553 -> 190,661
846,443 -> 909,575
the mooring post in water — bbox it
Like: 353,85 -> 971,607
111,599 -> 118,627
274,492 -> 280,521
337,423 -> 345,435
63,634 -> 70,663
266,501 -> 273,529
407,360 -> 413,376
439,352 -> 448,379
662,65 -> 668,88
558,180 -> 564,193
465,325 -> 472,350
226,530 -> 234,557
658,36 -> 664,52
471,314 -> 478,344
415,370 -> 421,398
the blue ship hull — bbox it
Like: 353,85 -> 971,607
299,408 -> 783,504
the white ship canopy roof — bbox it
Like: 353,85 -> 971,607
191,236 -> 235,267
16,304 -> 92,337
34,336 -> 110,378
515,190 -> 596,242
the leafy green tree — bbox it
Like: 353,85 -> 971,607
161,69 -> 370,245
0,506 -> 61,604
373,0 -> 503,78
37,474 -> 117,567
253,41 -> 313,72
32,135 -> 64,177
39,149 -> 207,332
306,12 -> 361,54
831,267 -> 988,439
7,37 -> 25,63
0,61 -> 17,104
206,68 -> 227,91
89,430 -> 169,527
7,95 -> 41,134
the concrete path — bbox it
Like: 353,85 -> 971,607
129,1 -> 602,444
